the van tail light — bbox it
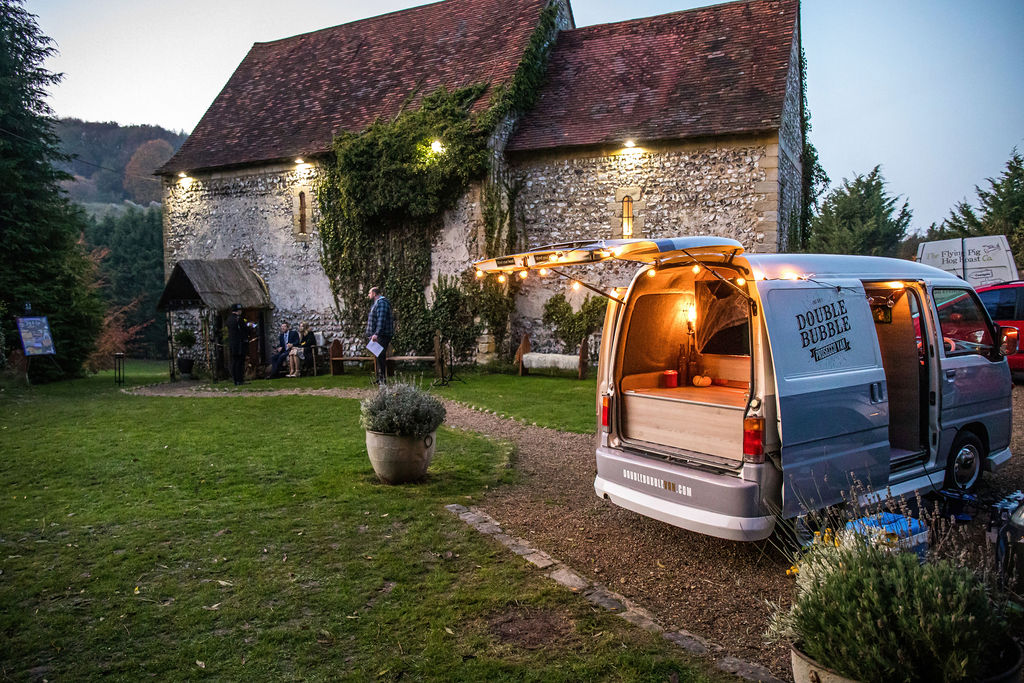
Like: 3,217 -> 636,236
601,395 -> 611,432
743,417 -> 764,463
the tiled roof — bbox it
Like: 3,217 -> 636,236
159,0 -> 550,174
507,0 -> 798,152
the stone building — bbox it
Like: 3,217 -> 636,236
158,0 -> 802,364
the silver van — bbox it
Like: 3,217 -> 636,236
475,237 -> 1018,541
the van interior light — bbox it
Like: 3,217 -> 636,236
475,269 -> 484,278
691,264 -> 701,275
518,270 -> 528,279
497,274 -> 507,283
886,281 -> 905,289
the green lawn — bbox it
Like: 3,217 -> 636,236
0,365 -> 719,681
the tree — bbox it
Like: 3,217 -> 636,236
807,166 -> 911,257
0,0 -> 104,379
793,48 -> 830,252
926,149 -> 1024,267
84,206 -> 165,357
123,138 -> 173,203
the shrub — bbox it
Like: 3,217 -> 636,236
769,536 -> 1009,682
173,328 -> 196,349
360,383 -> 445,438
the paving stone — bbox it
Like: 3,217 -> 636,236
618,609 -> 662,633
662,630 -> 708,655
715,656 -> 785,683
473,522 -> 502,535
547,566 -> 589,591
523,552 -> 556,569
583,588 -> 625,612
444,504 -> 468,514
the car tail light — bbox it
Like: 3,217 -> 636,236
743,417 -> 764,463
601,395 -> 611,431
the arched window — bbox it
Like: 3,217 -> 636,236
621,196 -> 634,237
298,191 -> 307,234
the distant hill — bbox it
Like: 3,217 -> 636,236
55,118 -> 188,204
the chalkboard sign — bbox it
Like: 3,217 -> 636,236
16,317 -> 56,356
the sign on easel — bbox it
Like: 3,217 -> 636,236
16,316 -> 56,356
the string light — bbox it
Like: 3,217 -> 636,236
497,274 -> 507,283
475,270 -> 484,278
538,268 -> 548,276
518,270 -> 528,280
691,264 -> 701,274
736,277 -> 746,286
572,281 -> 581,291
647,269 -> 657,278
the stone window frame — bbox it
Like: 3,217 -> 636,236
291,185 -> 314,241
610,187 -> 645,238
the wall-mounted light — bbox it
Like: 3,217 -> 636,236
624,140 -> 636,148
430,140 -> 445,154
178,171 -> 188,178
294,158 -> 304,164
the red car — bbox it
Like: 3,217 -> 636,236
977,282 -> 1024,372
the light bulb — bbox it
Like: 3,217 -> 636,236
475,270 -> 484,278
497,274 -> 506,283
518,270 -> 528,279
572,281 -> 581,291
692,264 -> 701,274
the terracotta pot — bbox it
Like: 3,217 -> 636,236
365,430 -> 436,484
791,644 -> 860,683
792,640 -> 1023,683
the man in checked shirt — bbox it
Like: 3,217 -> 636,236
365,286 -> 394,385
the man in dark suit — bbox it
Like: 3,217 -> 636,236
226,303 -> 250,385
267,322 -> 299,378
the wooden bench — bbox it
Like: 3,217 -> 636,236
328,338 -> 443,378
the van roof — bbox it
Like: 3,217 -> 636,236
741,253 -> 966,283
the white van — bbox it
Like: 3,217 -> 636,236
475,237 -> 1018,541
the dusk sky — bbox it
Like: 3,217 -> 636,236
29,0 -> 1024,232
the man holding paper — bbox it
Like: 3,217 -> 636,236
365,286 -> 394,385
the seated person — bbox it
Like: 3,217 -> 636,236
297,322 -> 317,375
267,322 -> 298,378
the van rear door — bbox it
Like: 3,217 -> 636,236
756,279 -> 890,517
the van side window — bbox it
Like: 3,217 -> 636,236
933,288 -> 994,356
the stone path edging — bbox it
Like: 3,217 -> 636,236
445,504 -> 783,683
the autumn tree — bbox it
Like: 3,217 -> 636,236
0,0 -> 103,379
808,166 -> 911,257
123,138 -> 173,203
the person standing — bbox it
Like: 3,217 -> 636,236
365,286 -> 394,385
226,303 -> 249,386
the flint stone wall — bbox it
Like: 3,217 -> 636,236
507,134 -> 784,351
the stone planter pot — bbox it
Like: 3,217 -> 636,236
792,640 -> 1023,683
365,430 -> 436,484
791,644 -> 859,683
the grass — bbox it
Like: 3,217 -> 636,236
0,363 -> 720,681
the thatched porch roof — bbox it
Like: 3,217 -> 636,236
157,259 -> 271,312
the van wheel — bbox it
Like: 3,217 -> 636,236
945,432 -> 984,491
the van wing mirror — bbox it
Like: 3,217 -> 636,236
999,326 -> 1019,357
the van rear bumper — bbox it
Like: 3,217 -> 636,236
594,447 -> 775,541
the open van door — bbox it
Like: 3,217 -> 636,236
473,237 -> 744,272
756,279 -> 891,517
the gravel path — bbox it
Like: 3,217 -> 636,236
130,381 -> 1024,679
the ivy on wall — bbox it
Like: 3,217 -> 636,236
315,3 -> 559,354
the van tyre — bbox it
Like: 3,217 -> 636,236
946,431 -> 984,491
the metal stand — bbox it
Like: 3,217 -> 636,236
114,353 -> 125,386
432,341 -> 464,387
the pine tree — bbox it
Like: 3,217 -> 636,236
926,150 -> 1024,267
0,0 -> 103,379
808,166 -> 911,257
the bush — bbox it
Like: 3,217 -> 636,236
360,383 -> 445,438
769,536 -> 1009,682
173,329 -> 196,349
